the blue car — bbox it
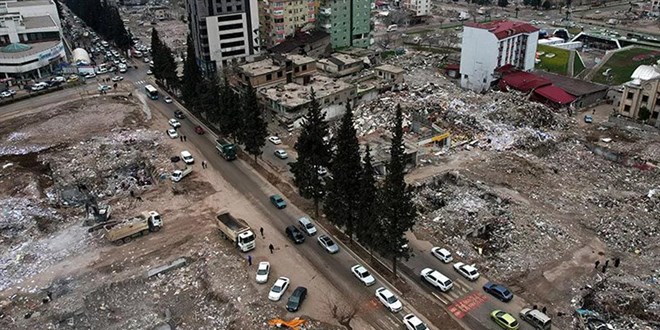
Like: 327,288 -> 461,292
483,282 -> 513,302
270,194 -> 287,209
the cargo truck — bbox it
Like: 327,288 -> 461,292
171,166 -> 192,182
216,210 -> 255,252
215,138 -> 237,161
104,211 -> 163,244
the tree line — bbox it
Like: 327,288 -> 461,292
63,0 -> 131,50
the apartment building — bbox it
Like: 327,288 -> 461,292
617,64 -> 660,128
459,20 -> 539,92
316,53 -> 362,77
259,0 -> 317,47
405,0 -> 430,17
186,0 -> 261,75
317,0 -> 372,49
0,0 -> 65,80
236,53 -> 316,88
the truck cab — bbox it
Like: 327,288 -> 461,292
215,138 -> 237,160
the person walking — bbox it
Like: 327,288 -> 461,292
260,227 -> 264,238
614,257 -> 620,268
247,255 -> 252,266
595,260 -> 600,268
604,259 -> 609,268
541,307 -> 547,314
179,135 -> 183,142
183,135 -> 187,142
268,244 -> 274,254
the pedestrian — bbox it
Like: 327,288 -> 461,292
180,135 -> 183,142
592,108 -> 596,115
247,255 -> 252,266
201,161 -> 205,169
268,244 -> 274,254
183,135 -> 187,142
533,305 -> 538,311
542,306 -> 547,314
614,257 -> 620,268
604,259 -> 609,268
595,260 -> 600,268
601,264 -> 607,273
260,227 -> 264,238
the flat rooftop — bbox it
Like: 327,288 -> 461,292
0,40 -> 61,59
286,54 -> 315,66
5,0 -> 52,8
375,64 -> 404,74
23,15 -> 57,29
261,74 -> 355,109
239,54 -> 316,76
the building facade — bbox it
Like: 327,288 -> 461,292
460,21 -> 538,92
405,0 -> 430,17
186,0 -> 261,75
259,0 -> 317,47
617,64 -> 660,128
236,53 -> 316,88
315,53 -> 362,77
0,0 -> 65,80
317,0 -> 371,49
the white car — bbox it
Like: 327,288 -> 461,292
180,150 -> 194,165
431,247 -> 453,263
168,118 -> 181,128
274,149 -> 288,159
111,75 -> 123,82
143,57 -> 151,63
453,262 -> 480,281
420,268 -> 453,292
298,217 -> 317,236
164,96 -> 173,103
0,91 -> 11,98
146,70 -> 153,75
256,261 -> 270,284
403,313 -> 429,330
268,276 -> 290,301
85,72 -> 96,78
166,128 -> 178,139
351,264 -> 375,286
316,166 -> 328,176
268,136 -> 282,145
97,85 -> 111,91
317,234 -> 339,254
376,287 -> 402,313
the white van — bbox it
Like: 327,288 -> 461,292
181,151 -> 195,164
520,308 -> 552,330
297,217 -> 317,236
133,50 -> 143,58
386,24 -> 398,32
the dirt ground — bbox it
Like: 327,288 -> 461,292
0,96 -> 348,329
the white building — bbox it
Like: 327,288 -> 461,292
407,0 -> 430,17
186,0 -> 261,76
0,0 -> 65,80
459,20 -> 539,92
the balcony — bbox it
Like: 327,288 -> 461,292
319,7 -> 331,15
321,23 -> 332,29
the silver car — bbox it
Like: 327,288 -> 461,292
317,234 -> 339,254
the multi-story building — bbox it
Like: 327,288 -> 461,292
259,0 -> 317,47
317,0 -> 371,49
186,0 -> 261,75
268,30 -> 330,58
617,64 -> 660,128
236,53 -> 316,88
316,53 -> 362,77
405,0 -> 430,17
459,20 -> 539,92
0,0 -> 65,80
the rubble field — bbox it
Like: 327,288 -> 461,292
0,97 -> 338,329
368,50 -> 659,329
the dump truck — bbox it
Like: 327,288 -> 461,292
216,210 -> 255,252
216,138 -> 237,161
171,166 -> 192,182
104,211 -> 163,244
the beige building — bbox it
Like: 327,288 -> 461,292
316,53 -> 363,77
374,64 -> 404,85
236,54 -> 316,88
260,74 -> 356,121
260,0 -> 318,47
617,64 -> 660,128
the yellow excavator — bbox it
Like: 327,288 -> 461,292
268,317 -> 306,330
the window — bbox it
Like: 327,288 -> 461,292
302,64 -> 307,70
642,95 -> 649,103
236,5 -> 242,10
277,71 -> 283,78
623,105 -> 631,112
627,92 -> 634,100
464,74 -> 468,79
266,73 -> 272,81
295,67 -> 300,73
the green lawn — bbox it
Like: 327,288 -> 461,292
535,44 -> 570,75
591,47 -> 660,85
573,53 -> 586,76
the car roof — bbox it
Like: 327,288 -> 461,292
405,314 -> 423,325
275,277 -> 288,284
258,261 -> 269,267
462,264 -> 477,272
181,151 -> 192,156
292,286 -> 307,295
286,225 -> 297,231
353,265 -> 367,272
499,312 -> 516,323
298,217 -> 311,224
378,288 -> 393,297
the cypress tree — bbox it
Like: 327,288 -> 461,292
355,144 -> 381,260
240,82 -> 268,162
181,34 -> 201,106
218,74 -> 241,141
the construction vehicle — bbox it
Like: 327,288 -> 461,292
78,183 -> 112,225
171,166 -> 193,182
104,211 -> 163,244
215,138 -> 237,161
216,210 -> 255,252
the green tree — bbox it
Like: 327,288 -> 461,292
197,76 -> 220,120
377,104 -> 417,277
218,74 -> 241,141
240,82 -> 268,162
355,144 -> 381,260
290,88 -> 331,217
638,106 -> 651,121
161,44 -> 179,91
324,103 -> 362,242
181,34 -> 201,106
498,0 -> 508,7
151,28 -> 165,81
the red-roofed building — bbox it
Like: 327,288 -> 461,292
460,20 -> 539,92
501,71 -> 551,93
533,85 -> 577,107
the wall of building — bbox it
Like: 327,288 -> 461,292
318,0 -> 370,49
460,27 -> 497,92
618,81 -> 660,124
0,42 -> 65,78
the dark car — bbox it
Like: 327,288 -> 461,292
285,225 -> 305,244
174,110 -> 186,119
270,194 -> 286,209
483,282 -> 513,302
194,125 -> 205,134
286,286 -> 307,312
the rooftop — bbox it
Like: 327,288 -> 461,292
260,74 -> 354,109
535,71 -> 608,96
5,0 -> 52,8
239,54 -> 316,76
286,54 -> 316,66
375,64 -> 404,74
23,15 -> 57,29
0,40 -> 60,59
465,20 -> 539,40
630,64 -> 660,81
323,53 -> 362,66
269,30 -> 330,54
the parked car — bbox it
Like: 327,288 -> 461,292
274,149 -> 288,159
164,96 -> 173,103
483,282 -> 513,302
584,115 -> 593,123
268,277 -> 290,301
180,150 -> 194,164
403,314 -> 429,330
351,264 -> 375,286
286,286 -> 307,312
376,287 -> 403,313
268,136 -> 282,145
297,217 -> 317,236
316,166 -> 328,176
143,57 -> 151,63
0,91 -> 11,98
256,261 -> 270,284
270,194 -> 286,209
454,262 -> 480,281
168,118 -> 181,128
85,72 -> 97,78
174,110 -> 185,119
431,247 -> 453,263
490,310 -> 520,330
420,268 -> 453,292
317,234 -> 339,254
51,76 -> 66,83
111,75 -> 123,82
97,84 -> 111,92
285,225 -> 305,244
194,126 -> 205,135
166,128 -> 178,139
146,70 -> 153,75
